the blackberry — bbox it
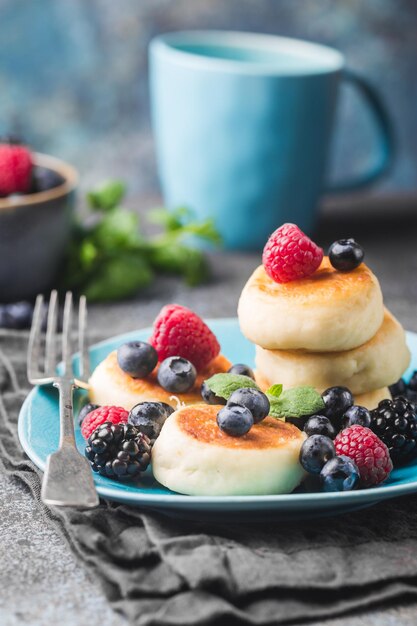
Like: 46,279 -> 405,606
370,397 -> 417,467
389,373 -> 417,410
85,421 -> 151,480
405,389 -> 417,410
389,378 -> 407,398
408,371 -> 417,392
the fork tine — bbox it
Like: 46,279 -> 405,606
45,290 -> 58,375
27,294 -> 44,383
62,291 -> 73,376
78,294 -> 90,380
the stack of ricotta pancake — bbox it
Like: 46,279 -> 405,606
238,257 -> 410,409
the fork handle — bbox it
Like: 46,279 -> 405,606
54,380 -> 76,448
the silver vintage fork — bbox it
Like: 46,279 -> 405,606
27,290 -> 99,508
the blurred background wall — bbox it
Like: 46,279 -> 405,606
0,0 -> 416,199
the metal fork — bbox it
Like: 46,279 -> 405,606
27,290 -> 99,508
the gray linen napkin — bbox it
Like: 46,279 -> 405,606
2,328 -> 417,626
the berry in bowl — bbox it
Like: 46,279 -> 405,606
0,138 -> 78,302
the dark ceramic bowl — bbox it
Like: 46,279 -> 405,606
0,153 -> 78,303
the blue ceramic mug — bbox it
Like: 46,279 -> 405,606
150,31 -> 393,250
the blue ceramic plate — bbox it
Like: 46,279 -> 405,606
18,319 -> 417,520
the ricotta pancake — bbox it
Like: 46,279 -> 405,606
88,352 -> 231,410
255,309 -> 410,395
238,257 -> 384,352
152,404 -> 306,496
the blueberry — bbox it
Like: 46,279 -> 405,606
117,341 -> 158,378
299,435 -> 336,474
228,387 -> 270,423
78,402 -> 99,427
128,401 -> 174,441
157,356 -> 197,393
0,301 -> 33,329
342,405 -> 371,429
285,414 -> 311,431
302,473 -> 323,493
31,166 -> 64,193
328,238 -> 364,271
217,405 -> 254,437
227,364 -> 255,380
389,378 -> 407,398
201,381 -> 227,405
304,415 -> 336,439
321,386 -> 354,425
320,455 -> 360,492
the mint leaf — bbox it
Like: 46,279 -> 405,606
266,384 -> 283,398
268,386 -> 325,420
61,179 -> 221,299
148,206 -> 193,231
148,245 -> 210,286
205,373 -> 260,401
87,180 -> 126,212
83,254 -> 152,301
93,208 -> 142,249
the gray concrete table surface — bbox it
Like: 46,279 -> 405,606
1,198 -> 417,625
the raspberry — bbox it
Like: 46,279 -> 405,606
81,405 -> 128,440
262,223 -> 323,283
0,142 -> 33,196
149,304 -> 220,372
334,425 -> 393,487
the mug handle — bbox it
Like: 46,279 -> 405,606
325,69 -> 395,194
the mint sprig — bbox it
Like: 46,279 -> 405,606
205,375 -> 324,421
61,180 -> 221,301
205,373 -> 260,401
268,386 -> 325,420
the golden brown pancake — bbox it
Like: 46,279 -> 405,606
238,257 -> 384,351
255,308 -> 410,395
249,256 -> 375,304
152,404 -> 306,496
176,404 -> 302,449
88,352 -> 231,410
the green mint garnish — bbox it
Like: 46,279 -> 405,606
266,384 -> 283,398
268,386 -> 325,420
205,373 -> 260,401
61,181 -> 220,301
87,180 -> 126,212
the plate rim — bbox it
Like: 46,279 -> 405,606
17,320 -> 417,511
